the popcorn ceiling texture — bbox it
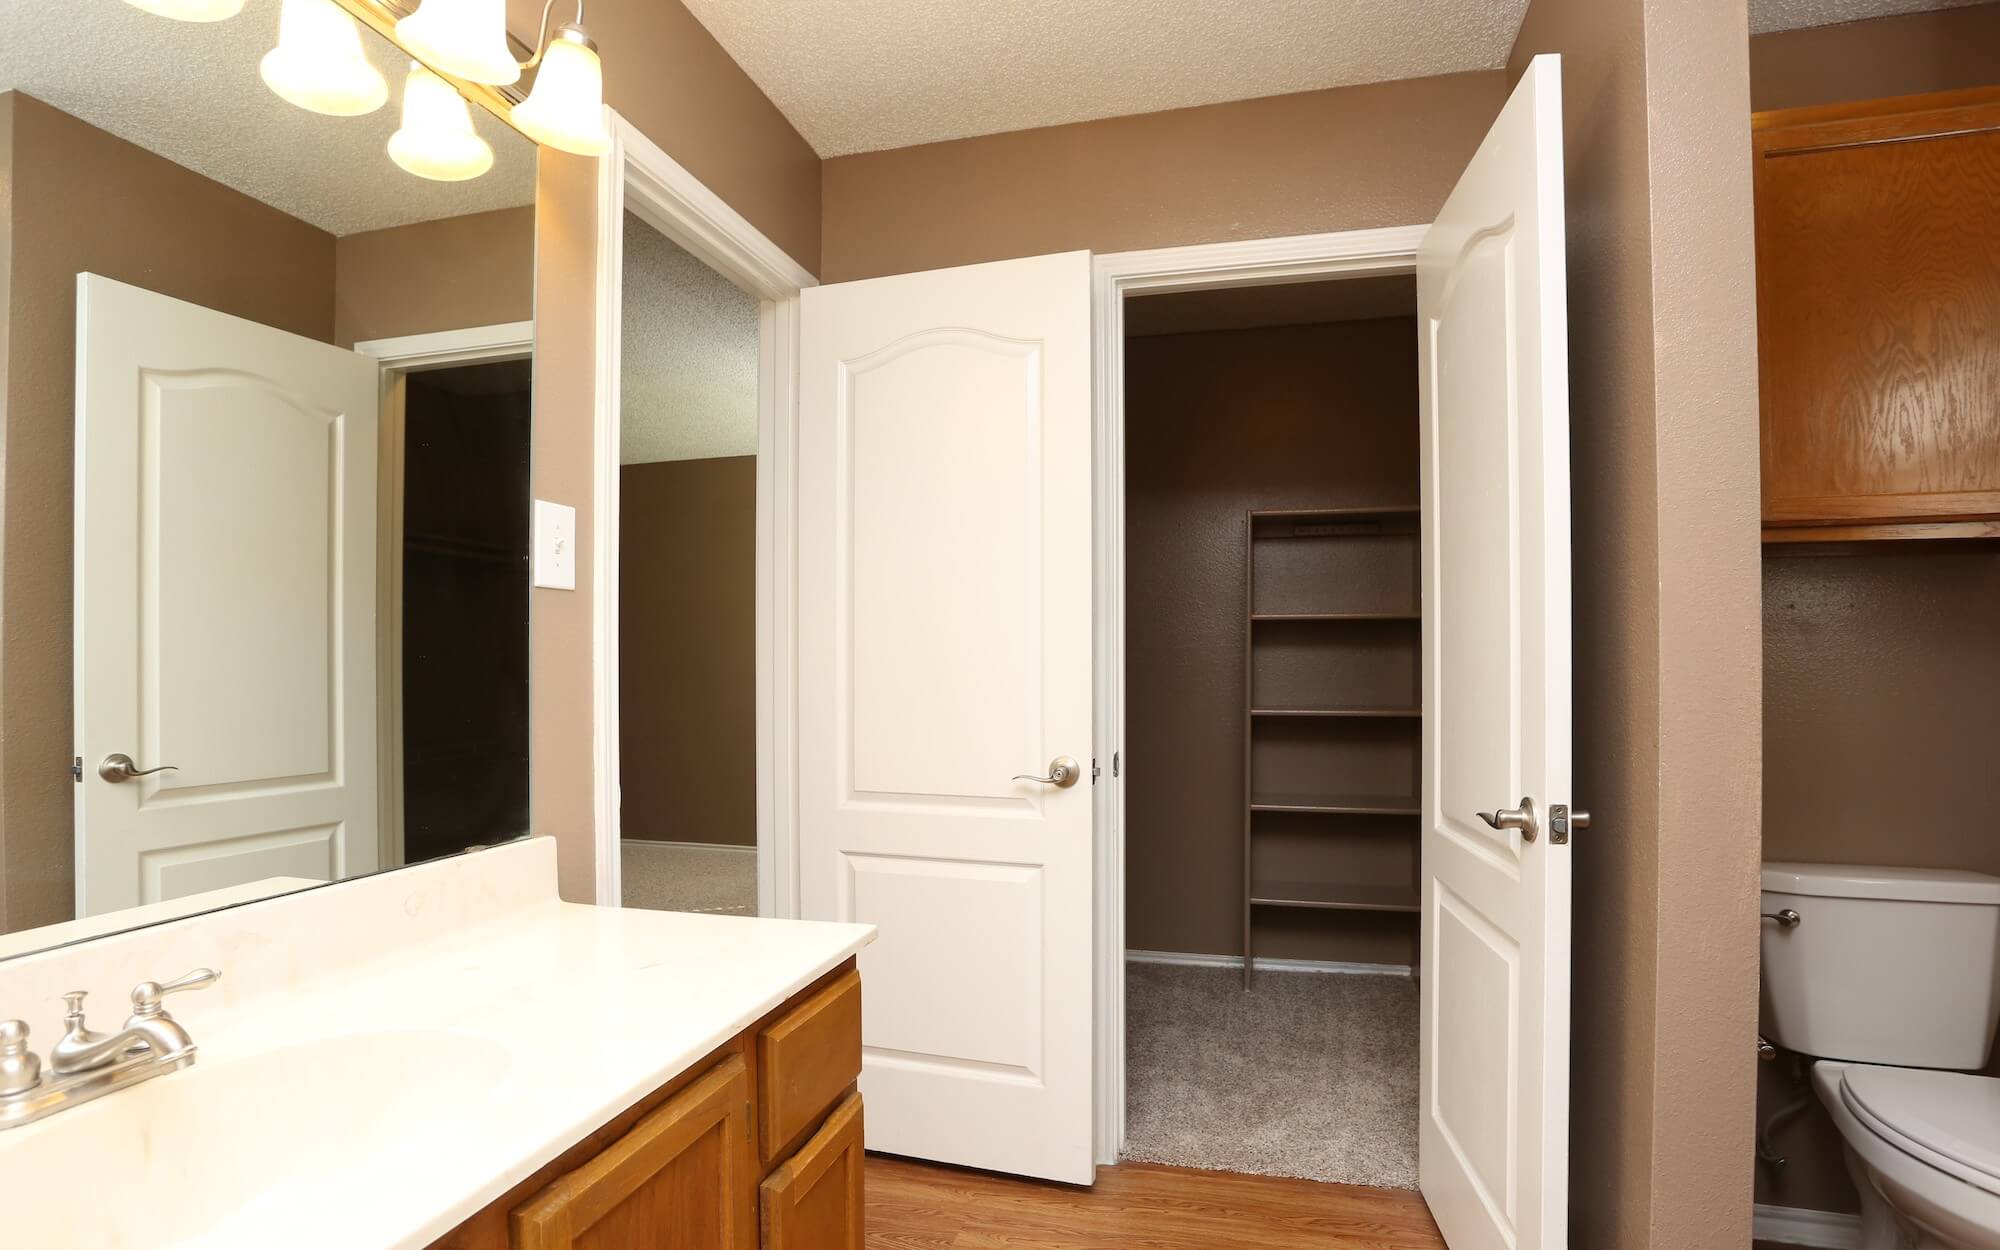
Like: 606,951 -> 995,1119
0,0 -> 535,236
619,213 -> 760,465
679,0 -> 1978,157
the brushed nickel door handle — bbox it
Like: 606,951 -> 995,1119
1476,796 -> 1539,842
1013,757 -> 1080,789
98,754 -> 178,784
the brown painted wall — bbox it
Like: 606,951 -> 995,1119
1125,318 -> 1419,966
506,0 -> 820,276
1748,2 -> 2000,112
0,92 -> 336,934
1507,0 -> 1765,1245
819,72 -> 1508,283
334,205 -> 536,348
619,457 -> 756,848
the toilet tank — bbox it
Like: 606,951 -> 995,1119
1761,863 -> 2000,1069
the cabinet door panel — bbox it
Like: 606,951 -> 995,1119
759,967 -> 862,1162
761,1093 -> 865,1250
513,1056 -> 757,1250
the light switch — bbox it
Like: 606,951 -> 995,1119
533,499 -> 576,590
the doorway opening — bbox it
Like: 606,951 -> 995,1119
614,210 -> 762,916
1116,269 -> 1423,1186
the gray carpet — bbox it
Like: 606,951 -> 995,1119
1124,960 -> 1419,1189
621,841 -> 757,915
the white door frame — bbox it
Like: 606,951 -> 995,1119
591,109 -> 816,914
1089,224 -> 1430,1164
354,320 -> 536,872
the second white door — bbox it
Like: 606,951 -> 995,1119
797,251 -> 1096,1184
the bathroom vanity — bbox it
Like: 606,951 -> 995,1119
0,837 -> 875,1250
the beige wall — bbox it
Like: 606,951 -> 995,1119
1749,2 -> 2000,112
819,73 -> 1508,283
0,92 -> 338,933
334,205 -> 536,348
506,0 -> 820,276
1506,0 -> 1765,1245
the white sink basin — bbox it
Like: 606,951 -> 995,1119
0,1027 -> 512,1249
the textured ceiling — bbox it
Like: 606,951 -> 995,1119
620,213 -> 760,465
0,0 -> 536,235
681,0 -> 1988,157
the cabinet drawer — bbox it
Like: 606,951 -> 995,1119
511,1055 -> 757,1250
758,968 -> 861,1162
760,1093 -> 864,1250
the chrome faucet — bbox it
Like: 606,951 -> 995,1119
0,967 -> 219,1129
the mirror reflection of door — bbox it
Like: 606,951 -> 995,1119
615,212 -> 761,918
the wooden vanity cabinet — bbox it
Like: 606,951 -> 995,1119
1752,86 -> 2000,543
427,959 -> 863,1250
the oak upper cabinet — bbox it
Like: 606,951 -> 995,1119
1753,87 -> 2000,543
512,1056 -> 759,1250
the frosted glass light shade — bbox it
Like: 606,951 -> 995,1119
395,0 -> 520,87
123,0 -> 246,20
387,63 -> 494,182
510,29 -> 610,157
260,0 -> 389,117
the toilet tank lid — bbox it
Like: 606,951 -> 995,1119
1762,862 -> 2000,904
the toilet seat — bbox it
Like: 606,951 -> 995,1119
1841,1065 -> 2000,1199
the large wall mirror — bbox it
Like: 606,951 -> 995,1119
0,0 -> 539,958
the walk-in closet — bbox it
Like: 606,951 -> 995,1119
1122,273 -> 1422,1189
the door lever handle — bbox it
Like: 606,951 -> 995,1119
1013,757 -> 1080,789
1476,797 -> 1539,842
98,754 -> 178,784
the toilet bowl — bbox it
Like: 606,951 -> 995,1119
1812,1061 -> 2000,1250
1761,863 -> 2000,1250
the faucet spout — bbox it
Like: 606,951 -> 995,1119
48,1016 -> 194,1076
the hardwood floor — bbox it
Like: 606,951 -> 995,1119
865,1153 -> 1444,1250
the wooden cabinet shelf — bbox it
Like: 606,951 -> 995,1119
1248,792 -> 1420,816
1251,705 -> 1420,719
1250,881 -> 1421,913
1251,611 -> 1420,622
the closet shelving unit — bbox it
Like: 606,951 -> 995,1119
1242,506 -> 1423,988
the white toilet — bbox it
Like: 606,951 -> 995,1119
1762,863 -> 2000,1250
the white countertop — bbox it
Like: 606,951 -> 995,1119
0,839 -> 874,1250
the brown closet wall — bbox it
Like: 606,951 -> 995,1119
1125,316 -> 1419,966
618,456 -> 757,848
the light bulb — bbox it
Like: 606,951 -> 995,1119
511,25 -> 611,157
394,0 -> 520,87
260,0 -> 389,117
123,0 -> 246,20
388,63 -> 495,182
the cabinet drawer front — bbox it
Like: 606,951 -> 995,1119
758,968 -> 862,1161
760,1093 -> 865,1250
512,1055 -> 757,1250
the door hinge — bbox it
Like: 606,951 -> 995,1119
1091,758 -> 1100,784
70,756 -> 82,783
1113,751 -> 1121,778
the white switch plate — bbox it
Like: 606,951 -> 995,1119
533,499 -> 576,590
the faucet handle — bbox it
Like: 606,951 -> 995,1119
0,1020 -> 40,1097
129,968 -> 220,1018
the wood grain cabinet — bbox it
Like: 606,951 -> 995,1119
427,960 -> 863,1250
1752,86 -> 2000,543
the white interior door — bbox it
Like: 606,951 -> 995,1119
1417,54 -> 1575,1250
797,251 -> 1095,1184
75,274 -> 381,916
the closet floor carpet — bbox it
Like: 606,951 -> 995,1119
1125,961 -> 1419,1189
620,840 -> 756,915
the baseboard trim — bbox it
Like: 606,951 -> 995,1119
1753,1203 -> 1862,1249
621,838 -> 757,855
1126,948 -> 1413,977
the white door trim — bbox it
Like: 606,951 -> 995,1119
1088,224 -> 1429,1165
354,321 -> 538,872
592,108 -> 816,914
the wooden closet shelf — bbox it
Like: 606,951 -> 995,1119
1249,505 -> 1420,520
1250,705 -> 1421,719
1250,611 -> 1420,623
1248,792 -> 1420,816
1249,881 -> 1421,913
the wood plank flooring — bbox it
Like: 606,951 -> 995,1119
865,1154 -> 1444,1250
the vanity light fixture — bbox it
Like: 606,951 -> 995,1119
121,0 -> 246,20
394,0 -> 521,87
387,62 -> 495,181
260,0 -> 390,117
509,4 -> 610,157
